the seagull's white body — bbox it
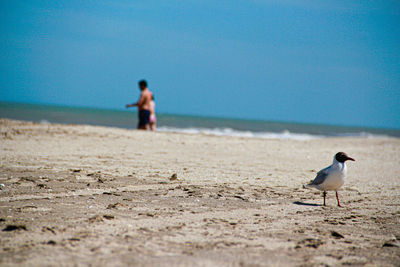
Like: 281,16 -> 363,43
304,152 -> 354,207
305,158 -> 347,191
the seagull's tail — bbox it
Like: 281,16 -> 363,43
303,183 -> 316,189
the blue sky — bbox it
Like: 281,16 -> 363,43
1,0 -> 399,129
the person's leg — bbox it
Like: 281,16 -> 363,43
138,110 -> 151,130
138,110 -> 146,130
149,122 -> 155,131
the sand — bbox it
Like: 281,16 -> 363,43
0,119 -> 399,266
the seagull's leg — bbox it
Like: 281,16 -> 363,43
323,191 -> 327,206
336,191 -> 341,207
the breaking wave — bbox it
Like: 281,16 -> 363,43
157,126 -> 391,140
157,126 -> 320,140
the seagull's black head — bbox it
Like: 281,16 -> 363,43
335,152 -> 355,163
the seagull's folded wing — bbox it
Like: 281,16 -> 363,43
308,166 -> 330,186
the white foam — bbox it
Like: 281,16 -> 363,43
334,131 -> 390,139
157,126 -> 321,140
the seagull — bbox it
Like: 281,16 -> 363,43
304,152 -> 355,207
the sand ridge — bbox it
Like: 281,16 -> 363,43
0,119 -> 399,266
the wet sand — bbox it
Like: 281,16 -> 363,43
0,119 -> 399,266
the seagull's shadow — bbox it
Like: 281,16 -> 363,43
293,201 -> 321,207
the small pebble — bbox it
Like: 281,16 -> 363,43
170,173 -> 178,181
331,231 -> 344,239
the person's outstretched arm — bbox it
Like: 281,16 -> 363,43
125,103 -> 137,108
126,93 -> 145,108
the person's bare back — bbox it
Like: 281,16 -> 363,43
137,89 -> 152,111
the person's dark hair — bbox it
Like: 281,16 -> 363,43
138,80 -> 147,88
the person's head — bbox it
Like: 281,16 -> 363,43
138,80 -> 147,90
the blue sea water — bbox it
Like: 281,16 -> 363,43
0,102 -> 399,139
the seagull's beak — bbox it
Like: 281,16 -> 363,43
346,156 -> 355,161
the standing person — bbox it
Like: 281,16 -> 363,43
149,94 -> 156,131
126,80 -> 153,130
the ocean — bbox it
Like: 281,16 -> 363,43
1,102 -> 399,140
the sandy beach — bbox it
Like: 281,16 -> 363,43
0,119 -> 399,266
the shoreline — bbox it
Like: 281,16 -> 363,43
2,102 -> 400,138
1,119 -> 399,266
1,116 -> 399,141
